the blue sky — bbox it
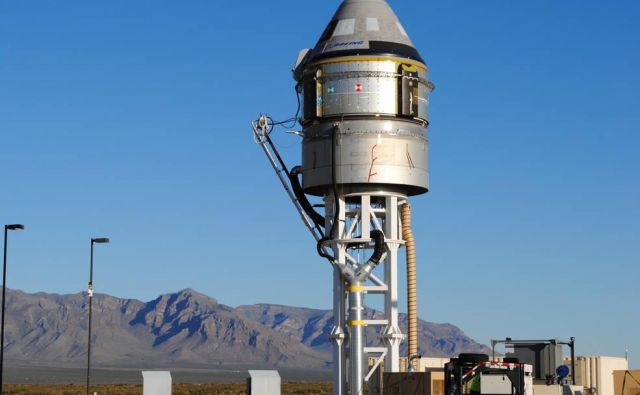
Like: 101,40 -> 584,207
1,0 -> 638,368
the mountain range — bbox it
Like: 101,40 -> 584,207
1,288 -> 490,369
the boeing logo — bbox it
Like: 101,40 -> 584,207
329,40 -> 365,49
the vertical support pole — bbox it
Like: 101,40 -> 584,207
570,337 -> 576,386
348,281 -> 365,395
87,241 -> 94,395
0,227 -> 8,394
383,196 -> 401,372
361,196 -> 371,239
328,195 -> 347,395
332,267 -> 347,395
351,195 -> 368,395
1,225 -> 23,392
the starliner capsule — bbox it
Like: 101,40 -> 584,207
293,0 -> 434,197
252,1 -> 433,394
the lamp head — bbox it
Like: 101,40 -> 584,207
91,237 -> 110,244
6,224 -> 25,231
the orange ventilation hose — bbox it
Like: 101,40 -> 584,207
401,203 -> 418,362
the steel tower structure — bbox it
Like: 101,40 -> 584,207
253,1 -> 433,394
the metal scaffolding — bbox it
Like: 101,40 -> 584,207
325,193 -> 406,395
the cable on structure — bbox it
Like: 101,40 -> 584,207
366,230 -> 386,268
259,85 -> 326,234
268,85 -> 302,129
262,124 -> 325,235
289,167 -> 325,231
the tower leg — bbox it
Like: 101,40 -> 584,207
383,196 -> 402,371
328,192 -> 406,394
348,282 -> 365,395
331,267 -> 347,395
328,195 -> 348,395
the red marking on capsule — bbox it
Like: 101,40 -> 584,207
355,84 -> 363,92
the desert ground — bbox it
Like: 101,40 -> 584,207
3,382 -> 332,395
2,363 -> 331,394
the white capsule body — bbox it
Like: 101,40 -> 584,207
300,56 -> 432,196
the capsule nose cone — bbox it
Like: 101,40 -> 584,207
305,0 -> 424,64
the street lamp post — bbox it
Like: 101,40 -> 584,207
86,237 -> 109,395
1,224 -> 24,393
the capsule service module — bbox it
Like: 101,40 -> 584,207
293,0 -> 433,197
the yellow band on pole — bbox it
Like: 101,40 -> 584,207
348,320 -> 367,327
347,285 -> 366,292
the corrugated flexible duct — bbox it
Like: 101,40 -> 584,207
401,203 -> 418,361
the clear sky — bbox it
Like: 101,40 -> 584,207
1,0 -> 638,368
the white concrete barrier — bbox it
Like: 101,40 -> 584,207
142,371 -> 172,395
247,370 -> 281,395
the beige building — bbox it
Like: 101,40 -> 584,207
568,356 -> 629,395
